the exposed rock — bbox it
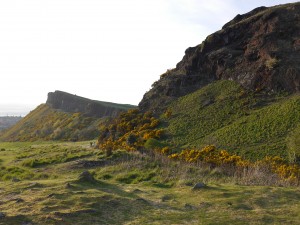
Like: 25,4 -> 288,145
139,2 -> 300,112
21,222 -> 33,225
47,90 -> 136,117
0,212 -> 5,219
47,193 -> 55,198
11,177 -> 20,182
65,182 -> 73,189
193,182 -> 207,190
131,189 -> 144,194
68,160 -> 107,169
135,198 -> 150,205
161,194 -> 174,202
78,170 -> 96,183
184,203 -> 197,210
26,182 -> 43,189
199,202 -> 212,208
12,198 -> 24,203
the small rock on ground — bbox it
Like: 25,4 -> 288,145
192,182 -> 206,190
78,171 -> 96,182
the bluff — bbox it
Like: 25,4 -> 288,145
47,90 -> 136,118
139,2 -> 300,112
0,91 -> 136,141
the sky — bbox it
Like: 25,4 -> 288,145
0,0 -> 298,115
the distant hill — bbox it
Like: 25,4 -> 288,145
0,116 -> 22,131
47,90 -> 136,117
0,91 -> 136,141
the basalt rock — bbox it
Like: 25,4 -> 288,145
139,2 -> 300,112
47,90 -> 136,118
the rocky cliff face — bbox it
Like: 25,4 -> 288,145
139,2 -> 300,112
47,91 -> 136,118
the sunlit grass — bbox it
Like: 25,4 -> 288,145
0,141 -> 299,224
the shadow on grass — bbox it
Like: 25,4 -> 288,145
72,179 -> 138,199
0,215 -> 32,225
42,179 -> 162,225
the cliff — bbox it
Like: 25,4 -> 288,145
139,2 -> 300,112
0,92 -> 136,141
47,91 -> 136,118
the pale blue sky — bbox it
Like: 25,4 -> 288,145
0,0 -> 298,115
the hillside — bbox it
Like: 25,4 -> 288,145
139,2 -> 300,112
0,91 -> 136,142
94,3 -> 300,163
162,80 -> 300,161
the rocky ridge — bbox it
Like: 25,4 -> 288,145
139,2 -> 300,112
47,91 -> 136,118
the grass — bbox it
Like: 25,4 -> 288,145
0,141 -> 299,224
163,80 -> 300,161
0,104 -> 104,142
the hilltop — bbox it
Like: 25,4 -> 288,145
0,91 -> 136,142
139,2 -> 300,112
47,90 -> 135,118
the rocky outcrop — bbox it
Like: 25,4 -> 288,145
139,2 -> 300,112
47,91 -> 136,118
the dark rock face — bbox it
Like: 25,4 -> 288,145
139,3 -> 300,112
47,91 -> 136,118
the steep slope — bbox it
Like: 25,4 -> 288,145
162,80 -> 300,161
139,2 -> 300,112
131,3 -> 300,161
1,91 -> 136,141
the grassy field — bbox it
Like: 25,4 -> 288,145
0,141 -> 299,225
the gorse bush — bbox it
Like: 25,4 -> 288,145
98,109 -> 165,152
168,145 -> 300,185
96,105 -> 300,186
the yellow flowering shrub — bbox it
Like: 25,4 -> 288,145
98,109 -> 164,152
168,145 -> 300,184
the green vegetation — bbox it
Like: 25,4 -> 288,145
0,104 -> 105,142
98,109 -> 164,152
0,141 -> 299,224
163,80 -> 300,160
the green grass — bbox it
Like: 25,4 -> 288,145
0,104 -> 104,142
163,80 -> 300,160
0,141 -> 299,224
